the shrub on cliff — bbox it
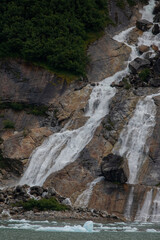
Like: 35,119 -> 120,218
18,198 -> 69,211
0,0 -> 110,77
138,68 -> 150,82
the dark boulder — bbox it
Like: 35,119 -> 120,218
154,13 -> 160,23
138,45 -> 149,54
152,24 -> 160,35
149,78 -> 160,87
101,153 -> 128,184
30,186 -> 43,196
129,58 -> 150,74
136,19 -> 152,31
153,58 -> 160,75
14,185 -> 26,195
0,194 -> 5,202
153,3 -> 160,15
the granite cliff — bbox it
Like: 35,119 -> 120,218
0,0 -> 160,222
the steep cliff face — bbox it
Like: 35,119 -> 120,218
0,1 -> 139,185
87,0 -> 142,82
1,0 -> 160,222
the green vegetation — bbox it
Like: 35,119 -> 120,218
0,102 -> 48,116
127,0 -> 136,6
122,77 -> 131,89
17,198 -> 69,211
116,0 -> 125,9
3,120 -> 15,129
138,68 -> 150,82
105,117 -> 114,131
117,0 -> 148,8
0,0 -> 111,77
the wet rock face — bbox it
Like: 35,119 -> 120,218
154,12 -> 160,22
136,19 -> 152,31
142,96 -> 160,186
153,2 -> 160,15
152,24 -> 160,35
101,154 -> 128,184
153,57 -> 160,76
87,35 -> 131,83
0,59 -> 67,105
138,45 -> 150,54
153,1 -> 160,23
129,57 -> 151,74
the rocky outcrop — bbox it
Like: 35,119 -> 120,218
101,154 -> 128,184
86,0 -> 143,83
153,13 -> 160,22
129,58 -> 151,74
1,0 -> 159,223
136,19 -> 152,31
87,36 -> 131,83
138,45 -> 150,54
152,24 -> 160,35
0,59 -> 68,105
142,95 -> 160,186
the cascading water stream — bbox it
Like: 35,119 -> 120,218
19,31 -> 133,187
113,93 -> 160,184
74,177 -> 104,208
19,0 -> 158,188
19,71 -> 120,186
150,189 -> 160,222
135,189 -> 153,222
124,186 -> 135,220
113,0 -> 160,185
140,0 -> 155,22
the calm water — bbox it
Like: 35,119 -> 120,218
0,220 -> 160,240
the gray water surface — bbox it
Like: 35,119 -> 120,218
0,220 -> 160,240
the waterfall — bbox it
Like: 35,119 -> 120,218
113,0 -> 160,184
74,177 -> 104,208
133,188 -> 160,222
135,189 -> 153,222
124,186 -> 134,221
19,69 -> 129,186
150,189 -> 160,222
19,0 -> 157,187
140,0 -> 156,22
113,94 -> 159,184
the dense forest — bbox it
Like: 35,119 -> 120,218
0,0 -> 110,76
0,0 -> 147,77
